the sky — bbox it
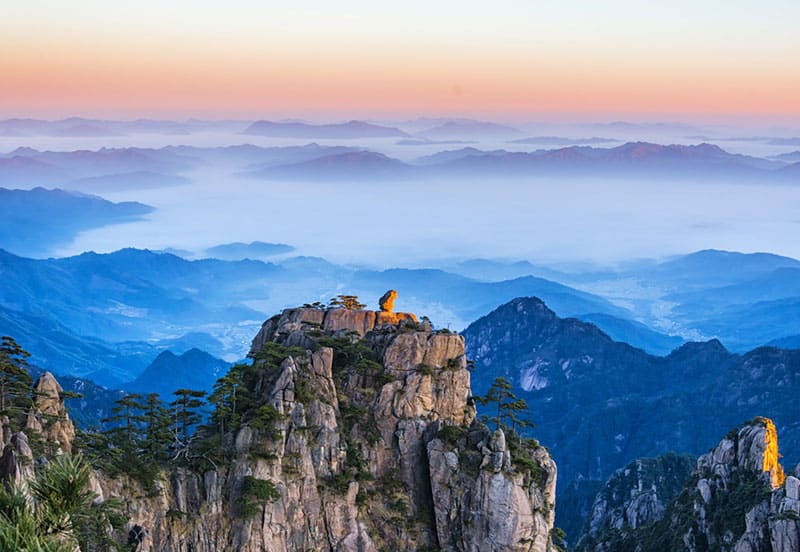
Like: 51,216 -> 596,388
2,0 -> 800,121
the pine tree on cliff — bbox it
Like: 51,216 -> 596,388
0,335 -> 33,419
102,393 -> 147,445
143,393 -> 173,464
171,388 -> 206,455
476,376 -> 534,433
208,368 -> 244,438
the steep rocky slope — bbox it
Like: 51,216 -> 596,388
463,297 -> 800,540
577,452 -> 695,547
577,417 -> 800,551
1,372 -> 75,489
4,301 -> 559,551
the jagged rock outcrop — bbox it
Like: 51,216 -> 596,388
0,431 -> 35,493
25,371 -> 75,453
576,453 -> 695,550
95,302 -> 557,551
0,371 -> 75,494
427,425 -> 556,551
577,417 -> 800,552
250,305 -> 418,351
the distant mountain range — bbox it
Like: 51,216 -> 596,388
242,119 -> 409,138
125,348 -> 230,399
0,187 -> 152,257
3,243 -> 799,387
204,241 -> 295,260
0,247 -> 642,384
509,136 -> 617,146
244,141 -> 795,182
0,144 -> 363,189
0,146 -> 198,187
418,120 -> 523,138
771,150 -> 800,163
242,151 -> 413,180
421,142 -> 782,176
65,171 -> 190,193
463,296 -> 800,539
3,141 -> 797,191
0,117 -> 247,136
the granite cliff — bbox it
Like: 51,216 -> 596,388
1,299 -> 559,551
577,417 -> 800,551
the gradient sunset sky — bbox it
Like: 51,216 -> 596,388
3,0 -> 799,121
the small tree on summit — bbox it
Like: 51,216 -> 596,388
329,295 -> 366,310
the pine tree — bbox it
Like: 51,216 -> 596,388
208,368 -> 243,438
0,453 -> 127,551
475,377 -> 534,433
142,393 -> 172,464
0,336 -> 33,419
328,294 -> 366,310
475,377 -> 515,430
102,394 -> 147,447
170,389 -> 206,453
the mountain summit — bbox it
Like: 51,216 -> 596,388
1,297 -> 559,551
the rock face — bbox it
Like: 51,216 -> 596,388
0,432 -> 35,493
99,306 -> 557,551
577,417 -> 800,552
250,306 -> 418,353
0,371 -> 76,493
26,371 -> 75,453
576,453 -> 695,550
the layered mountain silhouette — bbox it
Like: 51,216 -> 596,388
242,119 -> 409,138
243,142 -> 794,181
125,348 -> 230,398
242,151 -> 413,180
205,241 -> 295,260
0,187 -> 153,257
418,120 -> 523,138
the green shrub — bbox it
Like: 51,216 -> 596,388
238,476 -> 281,518
416,364 -> 434,376
377,371 -> 395,386
242,476 -> 281,502
438,425 -> 467,447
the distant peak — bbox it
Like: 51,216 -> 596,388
670,338 -> 728,356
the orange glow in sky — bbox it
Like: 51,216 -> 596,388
2,1 -> 799,120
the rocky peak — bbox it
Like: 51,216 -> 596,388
25,370 -> 76,454
250,301 -> 419,355
576,416 -> 800,552
93,294 -> 557,552
697,416 -> 785,491
576,453 -> 695,550
0,431 -> 35,492
0,371 -> 76,498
